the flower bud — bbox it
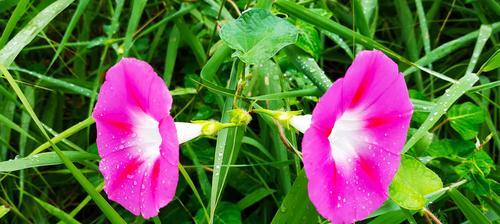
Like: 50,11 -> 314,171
192,120 -> 238,136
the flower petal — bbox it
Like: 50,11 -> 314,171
302,50 -> 412,223
93,58 -> 178,218
175,122 -> 203,144
289,114 -> 312,133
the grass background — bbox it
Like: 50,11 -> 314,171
0,0 -> 499,223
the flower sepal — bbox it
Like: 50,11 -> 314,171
228,108 -> 252,125
253,108 -> 302,128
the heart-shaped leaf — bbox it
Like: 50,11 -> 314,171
389,156 -> 443,210
295,20 -> 321,59
219,9 -> 298,64
447,102 -> 485,140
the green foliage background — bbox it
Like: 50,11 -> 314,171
0,0 -> 499,223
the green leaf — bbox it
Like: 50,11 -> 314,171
0,205 -> 9,219
271,170 -> 318,224
448,189 -> 491,224
389,156 -> 443,210
481,48 -> 500,72
196,202 -> 242,224
295,20 -> 321,59
447,102 -> 485,140
427,139 -> 475,158
455,151 -> 494,178
219,9 -> 298,64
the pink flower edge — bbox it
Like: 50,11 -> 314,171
302,50 -> 413,223
92,58 -> 179,218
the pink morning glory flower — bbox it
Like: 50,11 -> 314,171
290,50 -> 413,223
92,58 -> 201,218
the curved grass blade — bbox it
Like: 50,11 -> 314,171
0,0 -> 28,48
209,61 -> 246,223
251,87 -> 321,100
9,66 -> 95,97
56,182 -> 105,224
175,18 -> 207,66
164,25 -> 180,85
271,170 -> 318,224
353,0 -> 371,37
275,0 -> 408,64
237,188 -> 275,210
0,0 -> 75,66
178,164 -> 210,222
0,65 -> 126,224
30,195 -> 81,224
284,46 -> 332,92
122,0 -> 147,56
30,117 -> 95,155
448,189 -> 491,224
404,25 -> 491,152
136,4 -> 198,39
395,0 -> 422,91
0,113 -> 37,142
404,22 -> 500,75
0,151 -> 99,172
47,0 -> 90,70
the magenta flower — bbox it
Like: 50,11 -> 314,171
291,50 -> 413,223
92,58 -> 200,218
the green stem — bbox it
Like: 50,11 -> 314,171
31,117 -> 95,155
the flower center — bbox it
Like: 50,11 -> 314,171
328,110 -> 367,169
132,112 -> 162,165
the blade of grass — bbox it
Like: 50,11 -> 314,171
394,0 -> 423,91
284,46 -> 332,92
47,0 -> 90,71
0,65 -> 126,224
0,113 -> 37,142
209,61 -> 246,223
164,25 -> 180,86
0,151 -> 99,172
9,66 -> 95,97
237,188 -> 275,210
0,0 -> 75,66
466,25 -> 492,75
251,87 -> 321,100
18,86 -> 34,206
353,0 -> 371,37
183,143 -> 211,198
448,189 -> 491,223
29,194 -> 80,224
30,117 -> 94,155
480,0 -> 500,16
404,25 -> 491,152
404,22 -> 500,75
0,0 -> 28,48
57,182 -> 105,224
174,18 -> 207,66
271,170 -> 318,224
178,163 -> 210,222
122,0 -> 147,56
275,0 -> 409,64
200,43 -> 232,84
136,4 -> 198,39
